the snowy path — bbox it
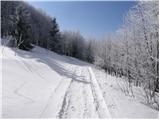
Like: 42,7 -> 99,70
41,66 -> 111,118
2,46 -> 158,118
58,67 -> 98,118
2,46 -> 111,118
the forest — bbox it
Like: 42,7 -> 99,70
1,1 -> 159,109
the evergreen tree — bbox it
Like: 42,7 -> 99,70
12,4 -> 33,50
49,18 -> 60,52
86,40 -> 95,63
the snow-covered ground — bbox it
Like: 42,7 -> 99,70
92,68 -> 159,118
1,45 -> 159,118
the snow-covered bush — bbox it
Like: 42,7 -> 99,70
94,56 -> 105,68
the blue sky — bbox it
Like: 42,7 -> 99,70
28,1 -> 136,39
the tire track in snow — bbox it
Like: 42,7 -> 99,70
82,84 -> 88,118
59,83 -> 83,118
40,66 -> 77,118
58,81 -> 73,118
58,67 -> 98,118
58,67 -> 78,118
58,67 -> 88,118
81,68 -> 98,118
93,69 -> 121,118
39,77 -> 63,117
88,67 -> 111,118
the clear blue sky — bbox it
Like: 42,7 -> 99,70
28,1 -> 136,39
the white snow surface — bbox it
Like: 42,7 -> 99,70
1,45 -> 158,118
92,68 -> 159,119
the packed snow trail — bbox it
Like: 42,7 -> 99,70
58,67 -> 99,118
1,46 -> 158,118
88,67 -> 111,118
2,46 -> 110,118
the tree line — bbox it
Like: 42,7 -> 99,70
1,1 -> 159,108
92,1 -> 159,107
1,1 -> 90,61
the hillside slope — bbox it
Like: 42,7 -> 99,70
1,45 -> 158,118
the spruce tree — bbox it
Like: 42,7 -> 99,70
12,4 -> 33,50
49,18 -> 60,52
